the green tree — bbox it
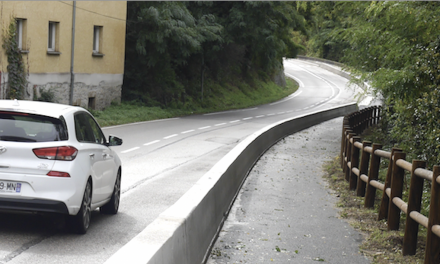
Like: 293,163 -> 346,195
310,1 -> 440,165
123,2 -> 222,105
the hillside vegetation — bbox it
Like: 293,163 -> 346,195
299,1 -> 440,166
123,2 -> 305,108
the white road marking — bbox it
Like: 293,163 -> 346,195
164,134 -> 178,139
267,113 -> 275,116
242,117 -> 253,120
102,118 -> 180,130
256,115 -> 265,118
121,147 -> 140,154
143,140 -> 160,146
204,107 -> 258,116
277,112 -> 285,115
230,120 -> 240,123
215,123 -> 227,126
181,130 -> 195,134
199,126 -> 211,130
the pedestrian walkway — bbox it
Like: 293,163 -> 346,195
207,117 -> 370,263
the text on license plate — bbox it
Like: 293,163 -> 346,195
0,181 -> 22,193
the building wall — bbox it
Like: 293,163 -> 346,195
0,1 -> 127,110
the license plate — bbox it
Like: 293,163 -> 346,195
0,181 -> 22,193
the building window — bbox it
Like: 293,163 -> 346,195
48,21 -> 59,53
93,25 -> 104,56
15,18 -> 27,51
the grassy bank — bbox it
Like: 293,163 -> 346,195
93,78 -> 298,127
323,156 -> 426,264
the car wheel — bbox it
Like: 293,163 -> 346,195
70,179 -> 92,234
100,170 -> 121,215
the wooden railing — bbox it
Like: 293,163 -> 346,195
341,106 -> 440,264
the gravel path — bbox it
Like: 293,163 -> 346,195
207,117 -> 370,264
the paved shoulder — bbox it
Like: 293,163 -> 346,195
208,117 -> 370,264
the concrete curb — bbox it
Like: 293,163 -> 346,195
104,103 -> 358,264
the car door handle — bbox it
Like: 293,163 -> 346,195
89,153 -> 95,159
102,153 -> 110,159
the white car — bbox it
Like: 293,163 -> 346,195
0,99 -> 123,234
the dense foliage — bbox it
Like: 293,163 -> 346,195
2,17 -> 27,99
123,1 -> 305,107
304,1 -> 440,166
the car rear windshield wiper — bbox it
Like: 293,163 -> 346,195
0,136 -> 37,142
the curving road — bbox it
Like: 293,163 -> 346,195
0,59 -> 364,264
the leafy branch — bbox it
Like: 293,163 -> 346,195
2,16 -> 27,99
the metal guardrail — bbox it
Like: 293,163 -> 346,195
341,106 -> 440,264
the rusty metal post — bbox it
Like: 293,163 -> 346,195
357,141 -> 372,197
403,160 -> 426,256
378,148 -> 402,221
365,143 -> 383,208
349,137 -> 361,190
425,166 -> 440,264
387,152 -> 407,231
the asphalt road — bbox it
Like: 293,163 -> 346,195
0,59 -> 363,264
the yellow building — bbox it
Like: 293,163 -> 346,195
0,1 -> 127,110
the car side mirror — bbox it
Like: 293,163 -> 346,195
108,135 -> 123,146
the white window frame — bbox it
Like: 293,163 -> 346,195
16,19 -> 24,50
48,21 -> 57,51
93,26 -> 101,53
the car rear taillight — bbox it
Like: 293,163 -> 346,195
47,171 -> 71,177
33,146 -> 78,161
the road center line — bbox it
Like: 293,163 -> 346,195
267,113 -> 275,116
143,140 -> 160,146
255,115 -> 265,118
230,120 -> 240,123
121,147 -> 140,154
164,134 -> 178,139
181,130 -> 195,134
215,123 -> 226,126
242,117 -> 253,120
199,126 -> 211,130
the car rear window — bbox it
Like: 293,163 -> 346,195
0,111 -> 68,142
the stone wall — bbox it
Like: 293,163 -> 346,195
1,72 -> 122,110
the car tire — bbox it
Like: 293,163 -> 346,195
100,170 -> 121,215
70,179 -> 92,234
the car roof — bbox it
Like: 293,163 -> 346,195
0,99 -> 86,118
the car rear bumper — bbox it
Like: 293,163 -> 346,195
0,197 -> 69,214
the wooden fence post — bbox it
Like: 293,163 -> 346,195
425,166 -> 440,264
350,137 -> 361,190
377,106 -> 381,124
365,143 -> 383,208
357,141 -> 372,197
378,148 -> 402,221
387,152 -> 407,231
403,160 -> 426,255
345,133 -> 356,181
341,125 -> 350,168
342,129 -> 353,173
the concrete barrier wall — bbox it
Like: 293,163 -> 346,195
105,102 -> 358,264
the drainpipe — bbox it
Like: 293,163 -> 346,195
69,1 -> 76,105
